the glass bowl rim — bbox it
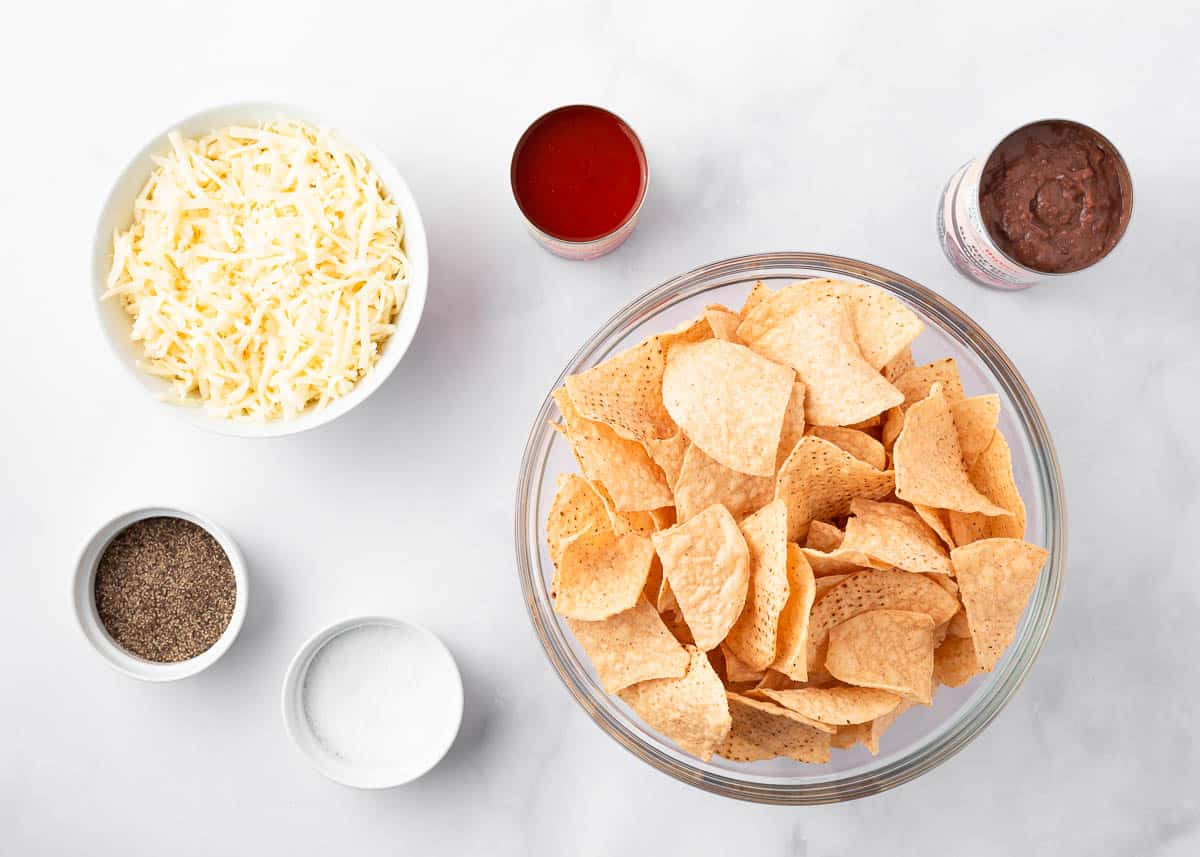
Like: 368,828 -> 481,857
514,251 -> 1066,804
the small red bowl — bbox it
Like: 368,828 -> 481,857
511,105 -> 648,260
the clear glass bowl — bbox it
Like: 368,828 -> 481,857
514,252 -> 1066,803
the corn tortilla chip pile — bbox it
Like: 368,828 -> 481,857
546,280 -> 1048,764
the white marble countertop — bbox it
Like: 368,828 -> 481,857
3,1 -> 1198,853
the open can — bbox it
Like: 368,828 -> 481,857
937,119 -> 1133,290
510,105 -> 649,260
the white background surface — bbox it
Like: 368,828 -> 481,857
3,1 -> 1198,854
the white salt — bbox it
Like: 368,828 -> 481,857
301,623 -> 457,768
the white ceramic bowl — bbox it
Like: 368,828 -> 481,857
91,101 -> 429,437
73,506 -> 249,681
281,616 -> 463,789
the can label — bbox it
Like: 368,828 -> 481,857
938,159 -> 1041,289
529,213 -> 641,261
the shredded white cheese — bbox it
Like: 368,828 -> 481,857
104,120 -> 410,421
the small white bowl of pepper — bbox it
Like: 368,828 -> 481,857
73,507 -> 248,681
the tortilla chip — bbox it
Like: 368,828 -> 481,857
546,474 -> 609,567
664,609 -> 694,646
825,609 -> 935,704
651,504 -> 750,651
806,570 -> 959,673
807,425 -> 887,470
946,515 -> 983,547
946,607 -> 971,638
565,338 -> 675,441
718,693 -> 832,763
894,358 -> 967,407
643,554 -> 664,602
674,443 -> 773,523
656,573 -> 678,613
952,394 -> 1000,469
851,497 -> 934,528
662,339 -> 794,477
881,408 -> 904,454
739,281 -> 773,320
951,538 -> 1048,671
769,544 -> 816,681
553,388 -> 674,511
737,281 -> 832,345
619,646 -> 732,761
775,436 -> 895,541
737,280 -> 923,370
805,520 -> 845,552
653,315 -> 715,354
725,499 -> 790,670
755,669 -> 801,692
947,430 -> 1028,545
800,669 -> 839,688
933,635 -> 982,688
717,715 -> 775,760
755,686 -> 902,726
721,643 -> 767,684
800,546 -> 891,577
831,723 -> 866,750
553,528 -> 656,620
612,509 -> 658,538
882,345 -> 915,383
813,573 -> 850,602
704,307 -> 742,341
927,572 -> 958,595
847,415 -> 882,431
744,691 -> 838,733
894,384 -> 1010,516
747,297 -> 903,426
706,645 -> 728,680
840,286 -> 924,371
643,431 -> 688,488
775,380 -> 808,470
913,503 -> 955,549
840,498 -> 954,575
568,598 -> 690,693
650,506 -> 676,531
882,358 -> 966,449
591,480 -> 658,538
857,700 -> 915,754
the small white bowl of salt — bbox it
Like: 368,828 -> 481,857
281,616 -> 463,788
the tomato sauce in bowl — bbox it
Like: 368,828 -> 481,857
511,105 -> 648,259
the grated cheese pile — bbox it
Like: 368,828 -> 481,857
104,120 -> 410,421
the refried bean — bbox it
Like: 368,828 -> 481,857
979,121 -> 1129,274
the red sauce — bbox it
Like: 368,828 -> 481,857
511,105 -> 647,242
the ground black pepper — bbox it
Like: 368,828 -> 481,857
94,517 -> 237,663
